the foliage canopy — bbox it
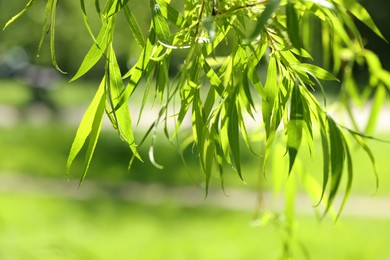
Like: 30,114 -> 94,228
4,0 -> 390,220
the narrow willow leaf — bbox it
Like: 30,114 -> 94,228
3,0 -> 37,29
296,63 -> 339,81
191,91 -> 203,150
336,0 -> 387,41
118,33 -> 157,109
37,0 -> 52,58
213,124 -> 226,192
300,89 -> 314,155
325,116 -> 345,213
250,0 -> 281,40
50,0 -> 66,74
104,0 -> 130,17
203,60 -> 224,96
157,0 -> 185,27
203,87 -> 216,122
237,102 -> 257,155
350,132 -> 379,191
228,103 -> 243,180
287,84 -> 304,173
317,114 -> 330,205
137,67 -> 154,125
95,0 -> 101,14
151,0 -> 171,44
262,56 -> 278,138
149,126 -> 164,169
240,69 -> 256,117
365,84 -> 386,134
71,19 -> 112,81
336,137 -> 353,220
123,5 -> 145,48
286,1 -> 301,50
203,131 -> 215,196
79,88 -> 106,185
67,79 -> 106,175
108,46 -> 141,159
220,106 -> 232,166
248,65 -> 265,97
80,0 -> 101,45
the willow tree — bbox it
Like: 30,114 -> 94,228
4,0 -> 389,256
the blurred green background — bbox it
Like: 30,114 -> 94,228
0,1 -> 390,259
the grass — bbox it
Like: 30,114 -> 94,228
0,191 -> 389,260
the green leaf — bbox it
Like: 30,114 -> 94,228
67,79 -> 106,175
365,85 -> 386,134
157,0 -> 185,27
287,84 -> 304,173
317,113 -> 330,205
123,5 -> 145,48
250,0 -> 281,40
104,0 -> 130,17
228,103 -> 243,180
107,45 -> 141,160
336,137 -> 353,220
49,0 -> 66,74
151,0 -> 171,44
286,1 -> 301,50
295,63 -> 339,81
3,0 -> 37,30
203,131 -> 215,196
262,55 -> 278,138
79,85 -> 106,185
80,0 -> 101,45
325,116 -> 345,214
37,0 -> 53,60
336,0 -> 387,42
203,60 -> 224,96
71,19 -> 113,81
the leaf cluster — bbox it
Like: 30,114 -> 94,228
4,0 -> 389,218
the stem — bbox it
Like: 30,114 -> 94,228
215,0 -> 271,17
194,0 -> 206,40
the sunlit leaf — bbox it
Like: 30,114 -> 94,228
71,19 -> 113,81
79,86 -> 106,185
295,63 -> 339,81
107,45 -> 141,159
335,0 -> 387,41
67,79 -> 106,175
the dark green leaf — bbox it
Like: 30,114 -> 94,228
325,116 -> 345,214
287,84 -> 304,173
286,2 -> 301,50
250,0 -> 281,40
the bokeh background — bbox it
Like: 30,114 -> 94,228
0,1 -> 390,259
